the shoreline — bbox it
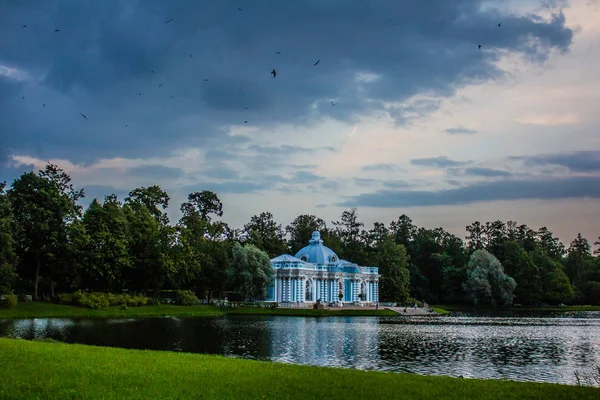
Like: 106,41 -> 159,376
0,338 -> 596,399
1,302 -> 599,320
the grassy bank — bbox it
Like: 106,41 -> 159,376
0,338 -> 595,400
0,302 -> 400,319
433,305 -> 600,313
0,302 -> 224,319
225,307 -> 398,317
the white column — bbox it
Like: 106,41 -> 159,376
287,278 -> 292,302
296,278 -> 301,302
300,277 -> 305,302
324,279 -> 329,303
353,279 -> 359,302
374,281 -> 379,303
273,277 -> 277,302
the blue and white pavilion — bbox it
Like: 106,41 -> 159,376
266,231 -> 380,305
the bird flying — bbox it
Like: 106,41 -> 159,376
204,79 -> 209,82
276,51 -> 281,54
23,25 -> 27,28
80,113 -> 87,120
151,70 -> 156,74
43,104 -> 46,107
498,23 -> 502,27
165,19 -> 173,24
331,101 -> 338,106
158,83 -> 164,87
125,124 -> 128,127
244,121 -> 248,124
478,44 -> 482,49
170,96 -> 174,99
54,29 -> 60,33
238,8 -> 243,11
314,60 -> 320,66
271,69 -> 277,78
137,93 -> 142,96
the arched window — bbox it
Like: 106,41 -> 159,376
300,254 -> 309,262
330,255 -> 338,263
305,280 -> 313,301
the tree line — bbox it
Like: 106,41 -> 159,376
1,164 -> 599,306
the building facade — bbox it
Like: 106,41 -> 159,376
266,231 -> 380,304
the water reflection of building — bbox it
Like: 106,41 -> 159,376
267,231 -> 380,304
267,317 -> 380,368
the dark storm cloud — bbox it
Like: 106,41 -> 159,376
0,0 -> 573,166
445,127 -> 478,135
445,167 -> 513,177
410,156 -> 471,168
339,176 -> 600,208
509,151 -> 600,172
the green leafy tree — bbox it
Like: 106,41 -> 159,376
0,182 -> 17,295
485,220 -> 507,257
501,241 -> 542,305
82,195 -> 131,292
372,234 -> 410,303
243,212 -> 287,258
8,164 -> 84,298
125,185 -> 170,225
565,233 -> 592,289
462,249 -> 516,306
466,221 -> 486,251
388,214 -> 416,249
123,189 -> 175,296
536,227 -> 565,261
228,242 -> 274,300
530,249 -> 573,304
332,208 -> 367,264
285,214 -> 326,253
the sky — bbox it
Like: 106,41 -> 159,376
1,0 -> 599,249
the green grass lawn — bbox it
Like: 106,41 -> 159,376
0,302 -> 224,319
0,338 -> 596,400
225,307 -> 399,317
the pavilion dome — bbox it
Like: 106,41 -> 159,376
294,231 -> 340,264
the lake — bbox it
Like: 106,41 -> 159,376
2,313 -> 600,386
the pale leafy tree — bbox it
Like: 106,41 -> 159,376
594,237 -> 600,256
462,249 -> 516,306
228,242 -> 274,301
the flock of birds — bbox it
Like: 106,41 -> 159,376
18,10 -> 504,129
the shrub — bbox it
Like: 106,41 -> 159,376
176,290 -> 200,306
17,294 -> 32,303
107,293 -> 122,307
0,294 -> 17,308
120,303 -> 128,311
57,293 -> 74,305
